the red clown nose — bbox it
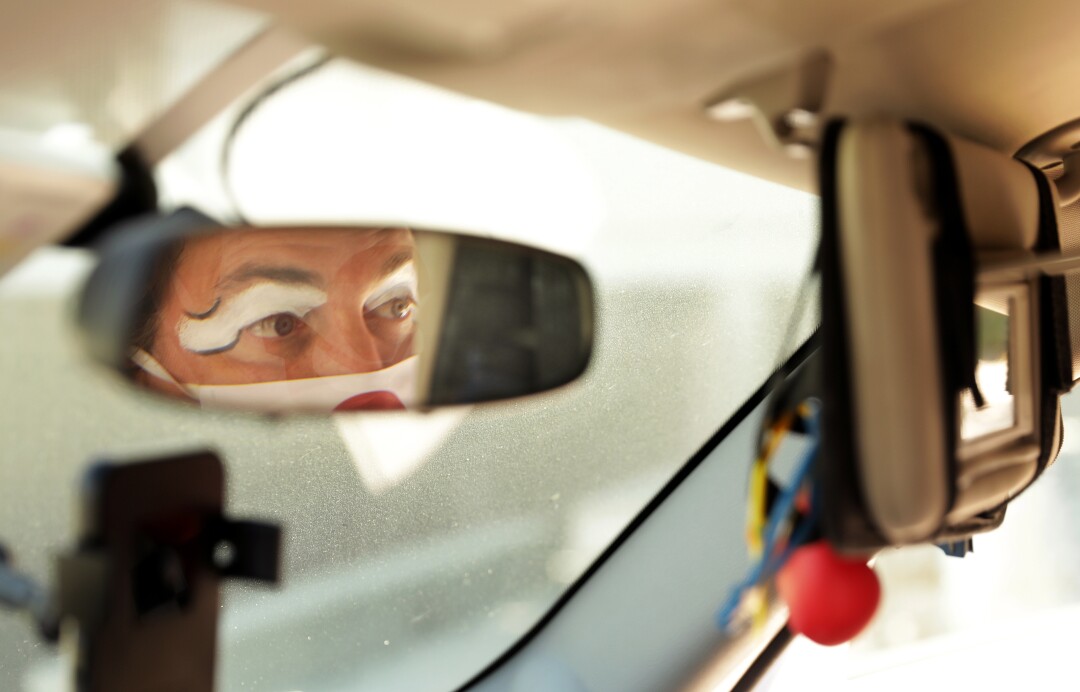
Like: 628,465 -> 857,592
776,540 -> 881,646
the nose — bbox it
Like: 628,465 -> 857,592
310,298 -> 385,376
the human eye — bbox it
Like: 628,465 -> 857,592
247,312 -> 308,338
365,291 -> 416,321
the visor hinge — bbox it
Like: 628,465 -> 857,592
703,49 -> 832,159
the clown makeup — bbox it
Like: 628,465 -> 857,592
144,226 -> 420,389
178,280 -> 329,355
175,254 -> 417,365
363,262 -> 418,321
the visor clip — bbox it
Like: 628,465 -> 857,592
703,49 -> 832,160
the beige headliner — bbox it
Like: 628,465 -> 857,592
4,0 -> 1080,192
229,0 -> 1080,191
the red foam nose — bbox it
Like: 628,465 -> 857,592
334,391 -> 406,412
776,541 -> 881,646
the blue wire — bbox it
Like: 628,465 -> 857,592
765,408 -> 821,571
763,422 -> 818,553
716,404 -> 821,629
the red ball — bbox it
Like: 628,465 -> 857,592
776,541 -> 881,646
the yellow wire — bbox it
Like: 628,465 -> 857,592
748,585 -> 768,632
747,459 -> 768,557
746,412 -> 794,557
743,409 -> 804,630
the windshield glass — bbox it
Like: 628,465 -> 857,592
0,60 -> 818,691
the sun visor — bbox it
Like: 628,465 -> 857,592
949,135 -> 1043,250
1052,202 -> 1080,381
818,116 -> 1067,551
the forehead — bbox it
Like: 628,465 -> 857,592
174,227 -> 413,282
182,226 -> 412,263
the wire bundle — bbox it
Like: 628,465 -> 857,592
717,401 -> 821,631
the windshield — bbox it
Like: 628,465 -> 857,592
0,60 -> 818,690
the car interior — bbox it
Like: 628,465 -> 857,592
5,0 -> 1080,690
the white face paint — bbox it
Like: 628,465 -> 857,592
138,254 -> 421,411
132,349 -> 420,412
177,282 -> 328,354
364,262 -> 418,313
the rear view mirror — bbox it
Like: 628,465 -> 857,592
77,211 -> 593,413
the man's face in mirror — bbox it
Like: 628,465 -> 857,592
144,227 -> 417,398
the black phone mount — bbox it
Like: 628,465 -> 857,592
51,451 -> 280,692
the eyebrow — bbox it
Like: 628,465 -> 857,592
195,250 -> 413,313
215,264 -> 322,293
178,282 -> 329,354
382,251 -> 414,277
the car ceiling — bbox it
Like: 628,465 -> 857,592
227,0 -> 1080,191
0,0 -> 268,147
5,0 -> 1080,192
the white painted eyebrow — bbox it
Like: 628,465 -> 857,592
177,282 -> 327,354
363,262 -> 418,310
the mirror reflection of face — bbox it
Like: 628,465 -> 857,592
147,227 -> 417,392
